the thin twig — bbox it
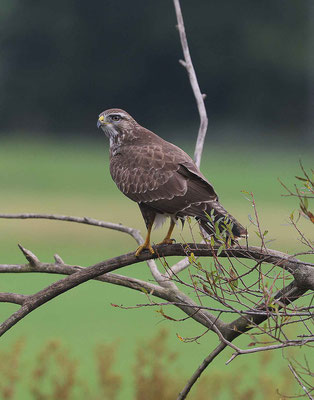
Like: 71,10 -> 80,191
0,212 -> 143,242
225,339 -> 314,365
288,363 -> 314,400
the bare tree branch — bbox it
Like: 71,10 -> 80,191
168,256 -> 191,276
288,363 -> 314,400
177,342 -> 227,400
0,212 -> 143,242
176,282 -> 310,399
0,258 -> 167,298
225,339 -> 314,365
2,243 -> 312,287
0,249 -> 156,337
0,212 -> 172,287
0,243 -> 312,341
0,244 -> 233,338
0,293 -> 28,305
7,215 -> 313,291
225,280 -> 308,341
173,0 -> 208,168
159,0 -> 210,276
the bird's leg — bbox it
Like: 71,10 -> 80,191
158,220 -> 176,245
135,220 -> 155,257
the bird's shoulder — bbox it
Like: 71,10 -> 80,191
110,129 -> 189,169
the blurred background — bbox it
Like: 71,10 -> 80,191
0,1 -> 313,399
0,0 -> 314,144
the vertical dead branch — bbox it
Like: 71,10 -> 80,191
173,0 -> 208,168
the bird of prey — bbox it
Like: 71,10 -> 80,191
97,109 -> 246,256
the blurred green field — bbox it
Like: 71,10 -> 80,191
0,138 -> 312,399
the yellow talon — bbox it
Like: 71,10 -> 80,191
135,243 -> 155,257
135,220 -> 155,257
157,220 -> 176,246
157,238 -> 174,245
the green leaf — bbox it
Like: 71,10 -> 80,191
303,196 -> 308,210
215,221 -> 220,237
188,252 -> 195,263
255,231 -> 261,239
217,245 -> 224,256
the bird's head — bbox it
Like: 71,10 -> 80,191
97,109 -> 138,142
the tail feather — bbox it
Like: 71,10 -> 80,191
198,201 -> 247,240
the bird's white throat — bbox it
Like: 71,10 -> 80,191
102,125 -> 122,154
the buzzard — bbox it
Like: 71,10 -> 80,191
97,109 -> 246,256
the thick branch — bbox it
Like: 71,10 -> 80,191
0,243 -> 312,338
0,251 -> 151,337
158,243 -> 314,291
2,243 -> 312,285
0,245 -> 229,338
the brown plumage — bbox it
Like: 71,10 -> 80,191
97,108 -> 247,255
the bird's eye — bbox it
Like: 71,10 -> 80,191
111,115 -> 121,122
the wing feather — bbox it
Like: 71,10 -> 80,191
110,140 -> 218,215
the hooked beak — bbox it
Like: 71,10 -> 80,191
97,115 -> 105,128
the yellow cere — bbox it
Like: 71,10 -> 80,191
99,115 -> 105,122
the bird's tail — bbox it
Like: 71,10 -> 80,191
198,201 -> 247,242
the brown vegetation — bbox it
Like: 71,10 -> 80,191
0,331 -> 303,400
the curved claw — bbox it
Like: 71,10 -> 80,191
157,238 -> 175,246
135,243 -> 155,257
